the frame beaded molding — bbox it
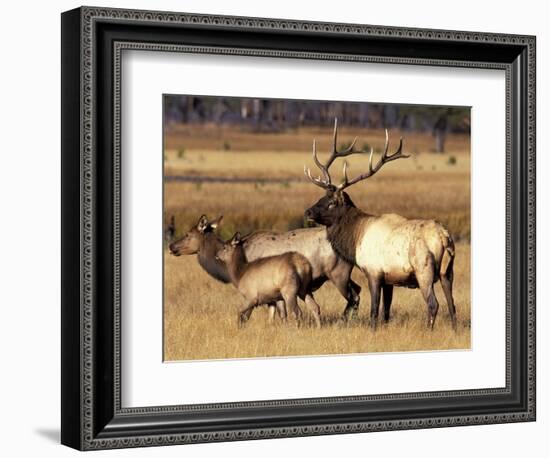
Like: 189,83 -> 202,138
112,41 -> 511,415
78,6 -> 536,450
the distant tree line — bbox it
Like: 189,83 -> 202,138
164,95 -> 470,153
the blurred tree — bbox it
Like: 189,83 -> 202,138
163,95 -> 470,148
433,110 -> 449,153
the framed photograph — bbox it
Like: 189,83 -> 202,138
61,6 -> 536,450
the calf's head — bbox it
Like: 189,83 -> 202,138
169,214 -> 222,256
215,232 -> 242,264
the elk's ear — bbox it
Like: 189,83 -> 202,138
197,215 -> 209,233
210,215 -> 223,230
231,232 -> 242,246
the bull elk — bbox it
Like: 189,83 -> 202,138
304,119 -> 457,330
216,232 -> 321,328
169,214 -> 362,323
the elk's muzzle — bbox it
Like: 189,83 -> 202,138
168,242 -> 180,256
304,208 -> 315,222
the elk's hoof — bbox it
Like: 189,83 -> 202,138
237,317 -> 248,329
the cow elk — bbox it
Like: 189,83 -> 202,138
304,119 -> 457,330
216,232 -> 322,328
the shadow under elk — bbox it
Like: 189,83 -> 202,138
304,119 -> 457,330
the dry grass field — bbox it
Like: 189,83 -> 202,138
164,244 -> 470,361
163,124 -> 471,361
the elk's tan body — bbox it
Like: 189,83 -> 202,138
217,233 -> 322,327
354,214 -> 454,288
244,227 -> 347,281
233,253 -> 312,307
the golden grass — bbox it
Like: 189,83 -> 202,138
163,243 -> 470,361
164,151 -> 470,241
164,148 -> 469,180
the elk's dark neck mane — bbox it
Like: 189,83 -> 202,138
327,206 -> 369,264
225,245 -> 248,287
197,232 -> 231,284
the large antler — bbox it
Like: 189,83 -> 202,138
303,118 -> 359,190
303,118 -> 409,191
338,128 -> 409,191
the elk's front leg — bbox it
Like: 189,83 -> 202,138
346,280 -> 362,319
238,303 -> 255,328
327,264 -> 361,321
275,300 -> 287,323
366,273 -> 382,330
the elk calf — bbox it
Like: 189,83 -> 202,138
216,232 -> 322,328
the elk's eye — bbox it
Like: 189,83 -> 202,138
328,202 -> 336,210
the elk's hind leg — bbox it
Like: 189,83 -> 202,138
440,256 -> 457,331
412,248 -> 440,330
382,284 -> 393,323
281,289 -> 303,326
421,284 -> 440,330
303,294 -> 322,328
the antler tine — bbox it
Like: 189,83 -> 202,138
304,164 -> 331,190
311,138 -> 331,185
344,136 -> 359,153
337,129 -> 410,190
304,118 -> 350,189
380,129 -> 407,162
332,118 -> 338,153
368,146 -> 374,173
341,160 -> 349,188
325,118 -> 360,168
391,136 -> 405,159
382,128 -> 389,159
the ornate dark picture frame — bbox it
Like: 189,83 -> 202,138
61,6 -> 536,451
